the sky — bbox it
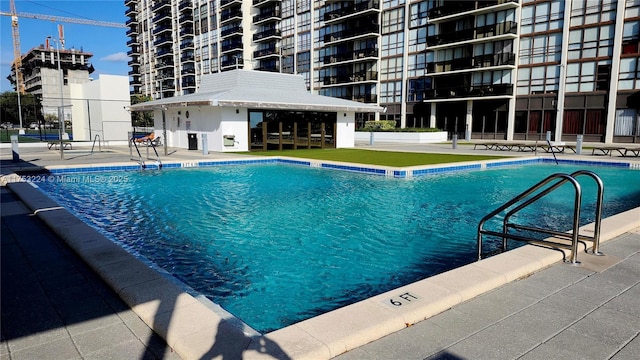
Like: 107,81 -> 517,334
0,0 -> 129,92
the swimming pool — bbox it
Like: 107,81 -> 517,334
36,161 -> 640,333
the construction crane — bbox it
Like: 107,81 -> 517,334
1,0 -> 127,94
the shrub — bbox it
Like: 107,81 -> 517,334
362,120 -> 396,131
357,123 -> 442,133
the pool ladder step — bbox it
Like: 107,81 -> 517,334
129,136 -> 162,170
477,170 -> 604,264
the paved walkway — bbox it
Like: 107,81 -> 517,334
1,142 -> 639,360
334,228 -> 640,360
0,186 -> 182,360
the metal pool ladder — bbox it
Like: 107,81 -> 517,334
477,170 -> 604,264
130,137 -> 162,170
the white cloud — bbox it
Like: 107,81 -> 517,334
100,52 -> 129,62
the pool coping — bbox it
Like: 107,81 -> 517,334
4,157 -> 640,360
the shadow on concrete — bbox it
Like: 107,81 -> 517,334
1,156 -> 292,360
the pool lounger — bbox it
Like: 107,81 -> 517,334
47,141 -> 72,150
624,147 -> 640,157
513,143 -> 538,152
539,144 -> 565,153
473,142 -> 499,150
591,146 -> 626,157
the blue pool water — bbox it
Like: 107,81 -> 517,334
37,163 -> 640,333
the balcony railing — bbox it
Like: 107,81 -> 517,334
154,36 -> 173,46
322,71 -> 378,85
324,48 -> 379,64
151,0 -> 171,12
180,27 -> 194,36
427,21 -> 517,46
221,8 -> 242,22
253,28 -> 281,41
221,25 -> 243,37
180,40 -> 194,50
324,24 -> 380,43
157,60 -> 174,69
221,57 -> 244,68
426,83 -> 513,99
181,67 -> 196,75
179,0 -> 193,11
432,53 -> 517,73
180,53 -> 195,62
221,39 -> 243,52
351,94 -> 377,103
324,0 -> 380,22
152,11 -> 171,23
221,0 -> 242,8
179,14 -> 193,23
253,0 -> 281,5
153,23 -> 172,35
429,0 -> 519,20
253,8 -> 281,24
157,48 -> 173,57
253,47 -> 279,59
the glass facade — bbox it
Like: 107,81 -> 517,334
126,0 -> 640,144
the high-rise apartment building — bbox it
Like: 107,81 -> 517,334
9,45 -> 94,123
125,0 -> 640,144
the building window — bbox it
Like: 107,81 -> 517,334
382,8 -> 404,34
565,61 -> 612,92
282,0 -> 294,18
380,81 -> 402,103
626,0 -> 640,17
383,0 -> 405,10
296,51 -> 310,73
408,27 -> 428,52
407,53 -> 428,78
407,77 -> 431,102
520,0 -> 564,34
516,65 -> 560,95
618,57 -> 640,90
568,25 -> 614,60
381,33 -> 404,57
622,20 -> 640,55
614,109 -> 640,136
380,57 -> 403,81
519,33 -> 562,65
570,0 -> 616,27
298,12 -> 311,32
409,1 -> 429,28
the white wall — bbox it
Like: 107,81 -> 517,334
154,106 -> 249,152
70,75 -> 131,141
153,106 -> 357,151
336,112 -> 356,148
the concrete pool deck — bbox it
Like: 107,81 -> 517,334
1,141 -> 640,359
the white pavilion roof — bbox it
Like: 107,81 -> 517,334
130,69 -> 383,113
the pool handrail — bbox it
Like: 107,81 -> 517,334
477,170 -> 604,264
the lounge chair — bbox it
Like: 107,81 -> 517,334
591,146 -> 626,156
473,142 -> 499,150
538,142 -> 566,153
623,146 -> 640,157
147,136 -> 161,147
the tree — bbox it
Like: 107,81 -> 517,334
0,91 -> 43,127
130,94 -> 154,128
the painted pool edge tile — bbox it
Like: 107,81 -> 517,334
246,327 -> 331,360
37,155 -> 635,178
293,300 -> 407,359
368,280 -> 464,326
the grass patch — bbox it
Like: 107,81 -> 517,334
247,148 -> 506,167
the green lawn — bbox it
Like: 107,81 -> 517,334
248,148 -> 506,167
